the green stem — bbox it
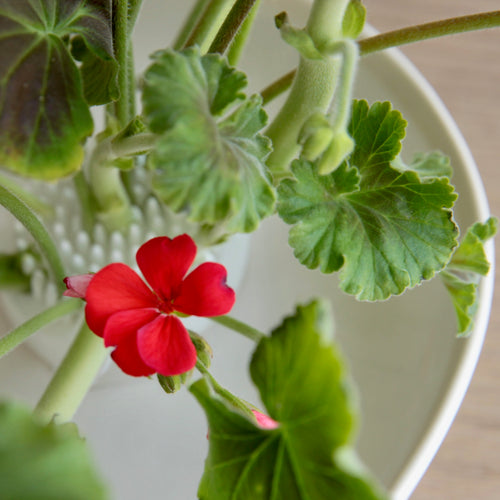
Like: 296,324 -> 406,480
92,133 -> 157,164
183,0 -> 236,52
88,161 -> 132,233
87,132 -> 156,231
0,174 -> 54,218
113,0 -> 130,126
195,360 -> 254,420
208,0 -> 259,55
87,133 -> 156,233
34,322 -> 108,424
87,2 -> 133,232
126,44 -> 137,119
209,315 -> 264,343
359,10 -> 500,55
260,70 -> 295,106
226,0 -> 261,65
73,171 -> 95,234
0,300 -> 82,358
261,10 -> 500,105
305,0 -> 350,48
0,186 -> 66,293
126,0 -> 142,117
265,0 -> 350,178
173,0 -> 211,50
328,40 -> 358,131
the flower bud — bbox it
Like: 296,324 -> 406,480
189,332 -> 213,369
157,370 -> 193,394
318,131 -> 354,175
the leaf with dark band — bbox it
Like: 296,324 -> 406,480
0,0 -> 116,180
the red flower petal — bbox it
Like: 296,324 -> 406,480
136,235 -> 196,301
103,308 -> 160,347
174,262 -> 235,317
136,314 -> 197,376
63,274 -> 93,299
85,263 -> 157,337
111,334 -> 156,377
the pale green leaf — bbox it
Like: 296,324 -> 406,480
192,300 -> 387,500
142,48 -> 275,234
441,217 -> 497,336
392,151 -> 452,180
278,100 -> 459,300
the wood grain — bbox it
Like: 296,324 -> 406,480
362,1 -> 500,498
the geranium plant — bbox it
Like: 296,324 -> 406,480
0,1 -> 498,498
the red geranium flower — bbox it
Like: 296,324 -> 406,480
64,234 -> 235,377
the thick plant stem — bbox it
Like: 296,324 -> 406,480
266,0 -> 351,178
0,186 -> 66,292
261,10 -> 500,105
0,300 -> 82,358
209,315 -> 264,342
34,323 -> 108,424
305,0 -> 350,49
88,163 -> 132,233
183,0 -> 236,52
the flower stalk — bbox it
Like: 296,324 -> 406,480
0,186 -> 66,293
0,300 -> 82,359
209,315 -> 265,343
195,360 -> 255,420
34,322 -> 108,424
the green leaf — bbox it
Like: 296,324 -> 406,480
191,300 -> 387,500
0,0 -> 116,179
142,48 -> 276,234
441,217 -> 497,336
342,1 -> 366,39
392,151 -> 453,180
275,12 -> 323,60
0,400 -> 107,499
278,100 -> 459,300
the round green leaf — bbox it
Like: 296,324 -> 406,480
278,101 -> 459,300
142,48 -> 276,234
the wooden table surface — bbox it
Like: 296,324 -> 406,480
362,1 -> 500,498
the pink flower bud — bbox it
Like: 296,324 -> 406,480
251,409 -> 279,430
63,274 -> 94,299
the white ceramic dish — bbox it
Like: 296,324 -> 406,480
0,1 -> 494,499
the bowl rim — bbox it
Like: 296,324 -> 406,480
370,43 -> 496,500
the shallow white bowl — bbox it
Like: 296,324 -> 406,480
0,1 -> 494,499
